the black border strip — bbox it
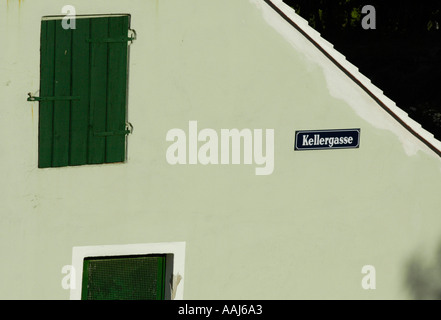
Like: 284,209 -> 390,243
263,0 -> 441,158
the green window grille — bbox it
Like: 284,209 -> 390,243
81,255 -> 167,300
36,15 -> 133,168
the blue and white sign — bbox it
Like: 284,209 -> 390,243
294,129 -> 360,151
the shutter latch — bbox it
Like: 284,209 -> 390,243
27,93 -> 80,102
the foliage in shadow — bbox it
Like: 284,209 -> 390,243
405,242 -> 441,300
284,0 -> 441,140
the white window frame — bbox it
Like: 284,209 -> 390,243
70,242 -> 186,300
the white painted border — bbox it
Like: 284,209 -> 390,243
70,242 -> 186,300
42,14 -> 130,21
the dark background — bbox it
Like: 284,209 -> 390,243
282,0 -> 441,139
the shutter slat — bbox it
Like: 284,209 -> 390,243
52,23 -> 72,167
70,19 -> 91,166
106,16 -> 129,163
38,20 -> 55,168
88,17 -> 108,164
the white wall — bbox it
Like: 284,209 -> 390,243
1,0 -> 441,299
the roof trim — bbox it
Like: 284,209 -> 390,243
263,0 -> 441,158
42,14 -> 131,21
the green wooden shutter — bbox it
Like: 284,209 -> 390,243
38,15 -> 131,168
81,255 -> 167,300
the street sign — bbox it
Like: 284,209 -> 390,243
294,129 -> 360,151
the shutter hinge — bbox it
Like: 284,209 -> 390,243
87,29 -> 137,44
94,122 -> 133,137
128,29 -> 137,44
27,93 -> 80,102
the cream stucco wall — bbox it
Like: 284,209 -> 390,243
1,0 -> 441,299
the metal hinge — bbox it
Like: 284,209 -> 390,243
27,93 -> 80,102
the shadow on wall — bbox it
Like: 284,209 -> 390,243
405,240 -> 441,300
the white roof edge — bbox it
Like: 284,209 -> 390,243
266,0 -> 441,157
42,14 -> 130,21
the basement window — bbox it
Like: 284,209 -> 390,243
82,254 -> 169,300
34,14 -> 134,168
71,242 -> 186,300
